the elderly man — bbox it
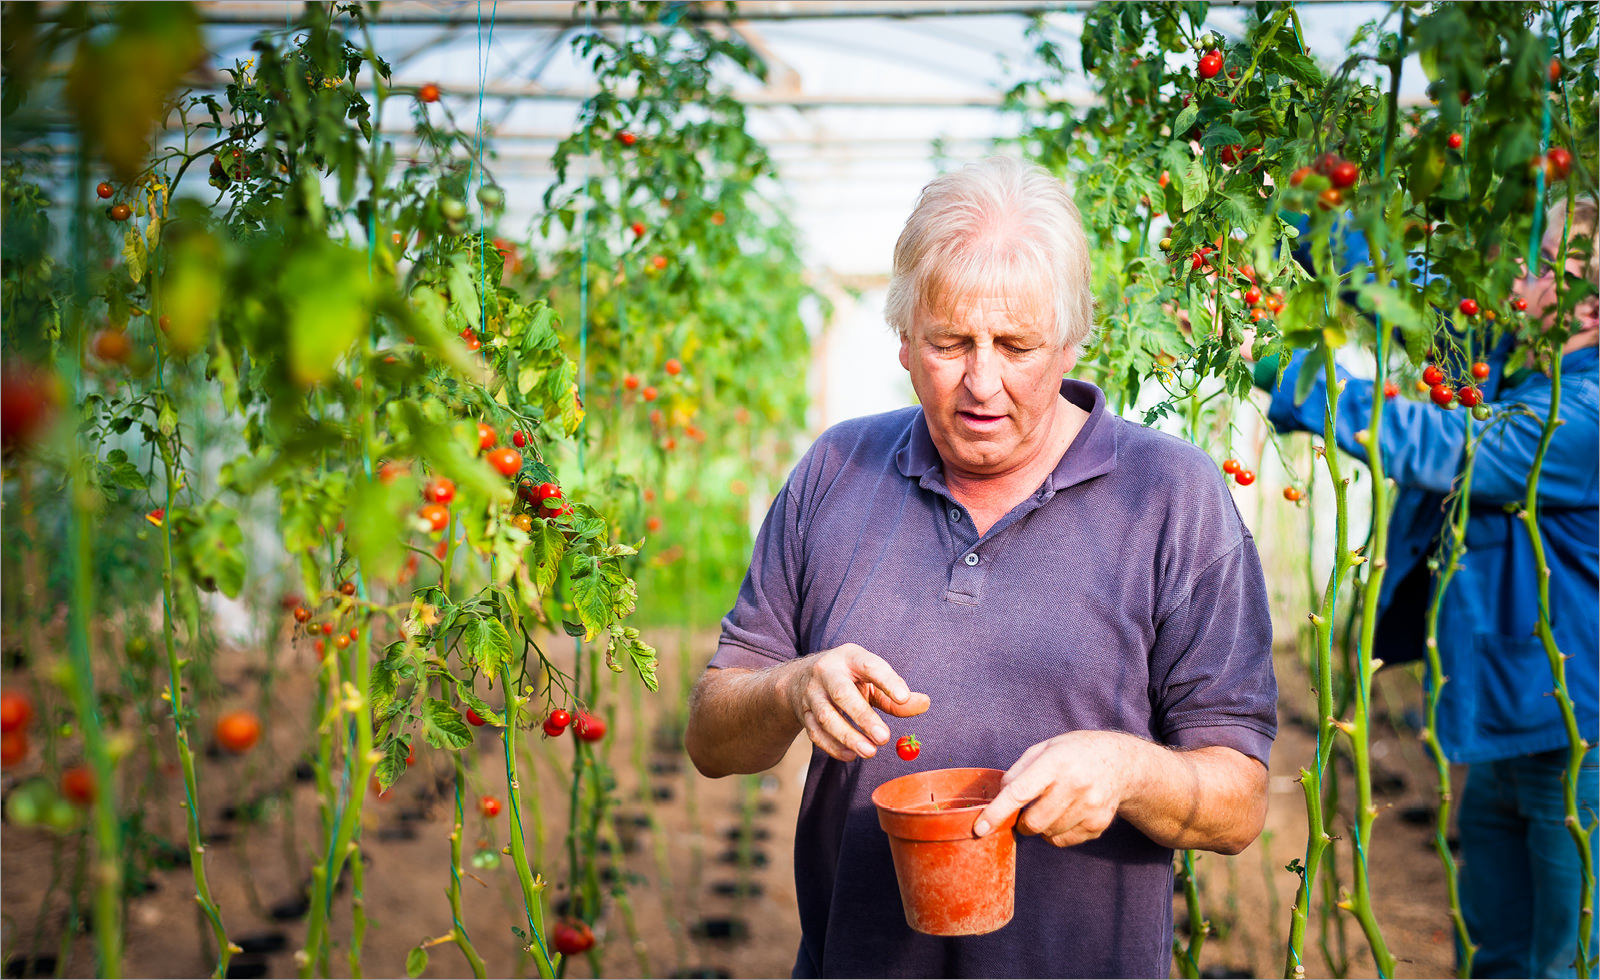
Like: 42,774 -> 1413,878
685,156 -> 1277,978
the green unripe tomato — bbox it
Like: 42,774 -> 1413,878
476,185 -> 504,210
440,197 -> 468,221
5,778 -> 51,827
471,848 -> 501,870
1471,403 -> 1492,422
42,795 -> 80,833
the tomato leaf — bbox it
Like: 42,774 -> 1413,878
609,623 -> 659,692
405,946 -> 428,980
374,736 -> 409,791
344,473 -> 412,584
462,616 -> 514,680
454,681 -> 504,726
422,698 -> 472,751
527,519 -> 567,598
286,242 -> 373,387
122,227 -> 146,283
1293,341 -> 1327,408
568,555 -> 612,642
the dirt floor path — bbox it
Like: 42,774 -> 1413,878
2,636 -> 1464,979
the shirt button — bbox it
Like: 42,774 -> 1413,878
964,553 -> 979,566
949,508 -> 962,523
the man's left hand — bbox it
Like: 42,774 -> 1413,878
972,730 -> 1131,847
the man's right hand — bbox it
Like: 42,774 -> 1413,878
779,643 -> 930,762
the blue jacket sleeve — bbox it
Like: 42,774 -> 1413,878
1266,349 -> 1599,508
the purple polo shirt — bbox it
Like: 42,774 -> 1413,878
710,379 -> 1277,979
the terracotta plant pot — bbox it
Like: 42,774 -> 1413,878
870,767 -> 1019,936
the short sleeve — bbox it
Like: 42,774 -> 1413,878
1148,530 -> 1278,766
709,479 -> 805,670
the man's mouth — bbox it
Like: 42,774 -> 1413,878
957,410 -> 1006,429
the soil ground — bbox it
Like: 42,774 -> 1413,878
1,630 -> 1465,979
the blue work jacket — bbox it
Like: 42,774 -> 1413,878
1264,344 -> 1598,763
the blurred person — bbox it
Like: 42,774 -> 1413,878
1249,198 -> 1600,978
685,156 -> 1278,978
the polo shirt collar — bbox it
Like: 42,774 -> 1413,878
894,379 -> 1118,492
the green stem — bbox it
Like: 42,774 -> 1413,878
155,405 -> 236,979
66,144 -> 123,980
1337,229 -> 1396,978
1284,349 -> 1348,980
446,717 -> 488,976
1519,200 -> 1595,978
1174,850 -> 1206,977
502,661 -> 557,979
1421,404 -> 1478,979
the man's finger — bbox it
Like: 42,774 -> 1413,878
847,647 -> 914,704
1002,741 -> 1049,784
819,672 -> 889,745
973,766 -> 1047,837
808,689 -> 879,758
867,686 -> 930,718
800,708 -> 858,763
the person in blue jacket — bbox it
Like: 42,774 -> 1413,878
1254,199 -> 1598,978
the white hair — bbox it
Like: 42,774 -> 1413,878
884,156 -> 1095,351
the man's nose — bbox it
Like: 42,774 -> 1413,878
963,344 -> 1002,402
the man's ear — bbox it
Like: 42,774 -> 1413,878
898,334 -> 910,372
1061,345 -> 1079,374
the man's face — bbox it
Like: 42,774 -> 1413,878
898,297 -> 1077,480
1513,222 -> 1599,335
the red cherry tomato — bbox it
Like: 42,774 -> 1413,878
487,448 -> 522,477
1329,160 -> 1359,189
512,430 -> 527,448
1423,365 -> 1446,386
542,717 -> 567,737
215,710 -> 262,754
419,83 -> 441,103
1457,385 -> 1482,408
1459,298 -> 1480,317
895,734 -> 920,761
623,374 -> 641,390
60,766 -> 96,806
1283,487 -> 1302,502
630,221 -> 645,237
1289,166 -> 1313,187
477,422 -> 497,451
642,386 -> 658,402
1,692 -> 34,734
480,795 -> 502,818
424,477 -> 456,505
96,181 -> 114,199
420,503 -> 450,532
1383,380 -> 1400,399
1471,362 -> 1490,381
1447,132 -> 1463,151
549,709 -> 572,729
1,730 -> 27,767
552,919 -> 595,955
665,358 -> 682,376
1513,297 -> 1528,312
1430,383 -> 1457,407
1547,147 -> 1573,180
1197,50 -> 1223,80
1234,469 -> 1256,487
572,712 -> 606,742
1222,458 -> 1240,475
1317,188 -> 1343,211
1243,285 -> 1262,306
